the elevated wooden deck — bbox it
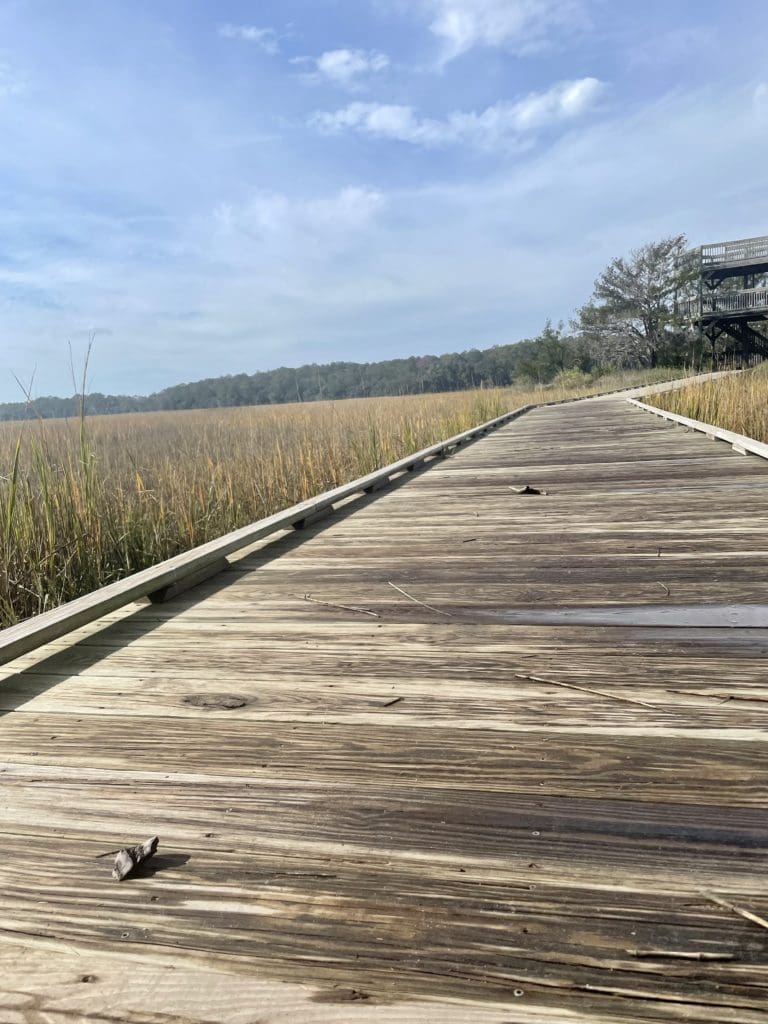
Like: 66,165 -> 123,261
2,397 -> 768,1022
701,235 -> 768,277
677,288 -> 768,322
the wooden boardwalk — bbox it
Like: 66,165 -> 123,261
2,397 -> 768,1023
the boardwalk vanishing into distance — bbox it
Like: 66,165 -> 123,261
2,393 -> 768,1022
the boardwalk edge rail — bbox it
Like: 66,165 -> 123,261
628,398 -> 768,460
0,403 -> 536,667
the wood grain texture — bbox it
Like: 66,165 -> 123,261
1,396 -> 768,1021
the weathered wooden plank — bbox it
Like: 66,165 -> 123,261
1,765 -> 767,884
5,941 -> 764,1024
3,623 -> 768,731
1,712 -> 766,802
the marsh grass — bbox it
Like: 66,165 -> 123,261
649,364 -> 768,445
0,367 -> 686,627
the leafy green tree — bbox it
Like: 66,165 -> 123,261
515,321 -> 575,383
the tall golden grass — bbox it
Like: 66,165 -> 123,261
649,363 -> 768,444
0,367 -> 683,628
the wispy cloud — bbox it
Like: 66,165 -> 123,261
215,186 -> 385,239
627,25 -> 716,69
419,0 -> 586,61
0,62 -> 24,99
295,49 -> 390,88
311,78 -> 604,148
755,82 -> 768,117
218,23 -> 279,55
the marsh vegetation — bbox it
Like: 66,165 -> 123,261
649,364 -> 768,445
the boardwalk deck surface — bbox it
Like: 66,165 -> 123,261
2,397 -> 768,1023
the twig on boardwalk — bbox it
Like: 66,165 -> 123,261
669,688 -> 768,705
701,891 -> 768,933
627,949 -> 735,962
381,696 -> 404,708
387,581 -> 453,618
303,594 -> 380,619
514,672 -> 660,710
656,581 -> 670,596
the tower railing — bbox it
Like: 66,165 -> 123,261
701,235 -> 768,267
677,288 -> 768,319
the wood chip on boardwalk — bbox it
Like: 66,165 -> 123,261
111,836 -> 159,881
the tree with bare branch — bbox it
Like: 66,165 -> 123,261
575,235 -> 696,367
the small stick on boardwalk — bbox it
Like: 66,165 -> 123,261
627,949 -> 735,961
514,672 -> 661,710
669,689 -> 768,705
303,594 -> 380,619
626,950 -> 737,958
701,891 -> 768,933
387,581 -> 453,618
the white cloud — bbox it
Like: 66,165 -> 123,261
314,103 -> 428,143
421,0 -> 586,60
511,76 -> 603,128
305,49 -> 390,87
312,78 -> 604,148
218,23 -> 279,54
215,186 -> 385,241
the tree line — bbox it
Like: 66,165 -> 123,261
2,234 -> 762,421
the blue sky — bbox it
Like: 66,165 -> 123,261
1,0 -> 768,400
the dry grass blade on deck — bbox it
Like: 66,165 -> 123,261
514,672 -> 661,710
387,581 -> 453,618
701,891 -> 768,933
303,593 -> 380,619
669,688 -> 768,705
627,949 -> 735,961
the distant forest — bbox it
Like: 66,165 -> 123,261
0,325 -> 691,422
3,234 -> 757,422
0,329 -> 557,420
